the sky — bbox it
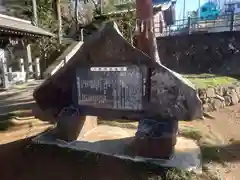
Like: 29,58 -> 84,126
174,0 -> 240,19
175,0 -> 208,19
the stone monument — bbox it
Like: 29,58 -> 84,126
33,21 -> 203,159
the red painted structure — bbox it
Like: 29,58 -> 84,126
136,0 -> 154,58
136,0 -> 160,63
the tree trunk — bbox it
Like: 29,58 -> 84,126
135,0 -> 160,64
32,0 -> 38,26
56,0 -> 62,44
75,0 -> 79,30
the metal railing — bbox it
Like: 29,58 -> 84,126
155,12 -> 240,37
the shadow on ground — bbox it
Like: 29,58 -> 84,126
201,141 -> 240,164
0,99 -> 36,115
0,133 -> 167,180
1,123 -> 240,180
0,81 -> 41,115
0,91 -> 25,101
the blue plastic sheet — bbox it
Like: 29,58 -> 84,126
152,0 -> 171,5
135,118 -> 178,138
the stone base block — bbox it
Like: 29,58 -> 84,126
127,136 -> 177,159
55,116 -> 98,142
32,126 -> 201,174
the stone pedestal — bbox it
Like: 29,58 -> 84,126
32,126 -> 201,174
78,116 -> 98,138
55,116 -> 98,142
128,136 -> 177,159
128,119 -> 179,159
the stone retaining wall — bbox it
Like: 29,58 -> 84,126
198,84 -> 240,112
157,31 -> 240,75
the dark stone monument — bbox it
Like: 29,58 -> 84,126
33,21 -> 203,159
34,21 -> 202,121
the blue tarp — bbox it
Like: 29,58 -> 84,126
199,2 -> 219,20
152,0 -> 172,5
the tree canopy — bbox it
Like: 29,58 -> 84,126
4,0 -> 136,72
4,0 -> 70,71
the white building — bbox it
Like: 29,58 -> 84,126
224,0 -> 240,14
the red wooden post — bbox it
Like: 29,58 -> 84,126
135,0 -> 160,63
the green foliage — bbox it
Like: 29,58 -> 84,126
33,1 -> 59,58
165,169 -> 192,180
5,0 -> 136,67
110,12 -> 135,42
91,0 -> 136,43
183,74 -> 239,88
5,0 -> 70,70
179,127 -> 202,141
5,0 -> 32,20
101,0 -> 135,14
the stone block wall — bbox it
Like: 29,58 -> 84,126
198,84 -> 240,112
157,31 -> 240,75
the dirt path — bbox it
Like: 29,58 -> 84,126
0,82 -> 162,180
0,129 -> 162,180
0,81 -> 41,114
1,81 -> 240,179
187,105 -> 240,180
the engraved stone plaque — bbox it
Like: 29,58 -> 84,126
75,65 -> 148,118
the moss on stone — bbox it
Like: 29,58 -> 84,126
183,74 -> 239,88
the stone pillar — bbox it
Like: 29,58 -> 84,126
34,57 -> 40,79
26,43 -> 33,74
19,58 -> 27,82
19,58 -> 25,72
23,42 -> 33,81
1,57 -> 9,89
8,67 -> 12,83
